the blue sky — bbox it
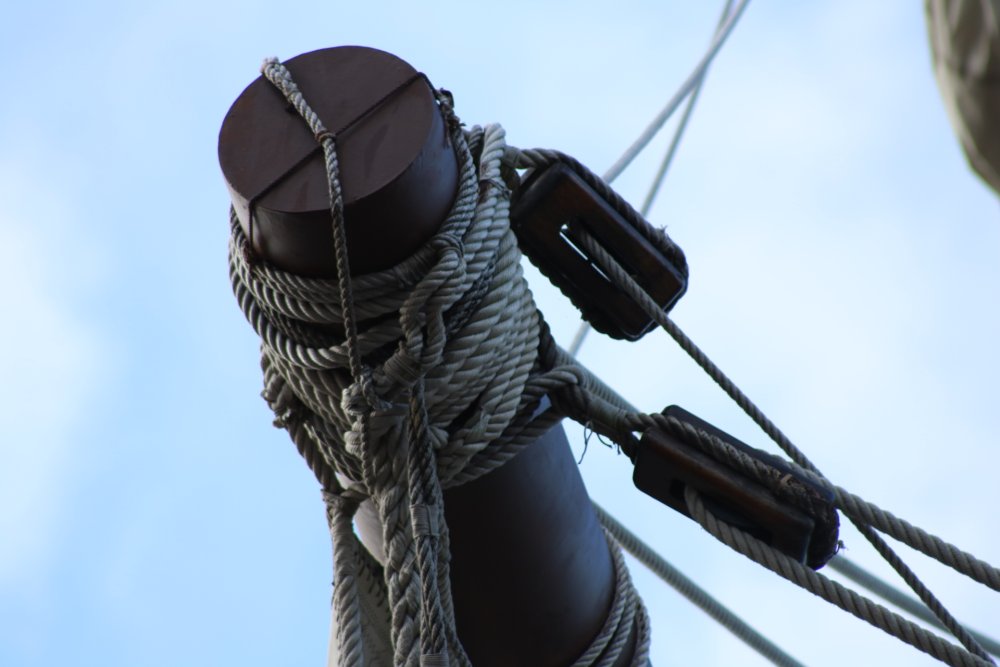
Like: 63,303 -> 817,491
2,1 -> 998,665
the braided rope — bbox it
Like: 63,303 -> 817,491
829,556 -> 1000,657
685,487 -> 992,667
231,59 -> 650,666
593,502 -> 806,667
561,223 -> 997,663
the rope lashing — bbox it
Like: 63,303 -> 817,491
231,58 -> 651,666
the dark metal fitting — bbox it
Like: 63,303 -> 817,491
633,406 -> 839,569
509,161 -> 687,341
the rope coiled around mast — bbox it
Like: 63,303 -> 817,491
229,58 -> 650,667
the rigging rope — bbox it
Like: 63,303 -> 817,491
233,59 -> 651,667
684,487 -> 993,667
829,556 -> 1000,658
601,0 -> 751,184
577,317 -> 1000,665
566,2 -> 1000,660
554,216 -> 999,664
569,0 -> 739,367
553,20 -> 787,663
230,18 -> 1000,665
593,502 -> 806,667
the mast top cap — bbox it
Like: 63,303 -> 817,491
218,46 -> 458,277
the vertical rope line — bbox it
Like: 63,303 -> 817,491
325,489 -> 367,667
259,59 -> 367,387
259,57 -> 402,667
407,382 -> 453,664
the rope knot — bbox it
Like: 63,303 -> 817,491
341,366 -> 389,419
341,382 -> 371,418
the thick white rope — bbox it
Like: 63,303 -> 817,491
232,59 -> 651,667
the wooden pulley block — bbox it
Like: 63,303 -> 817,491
510,162 -> 687,341
634,406 -> 840,569
218,46 -> 459,277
